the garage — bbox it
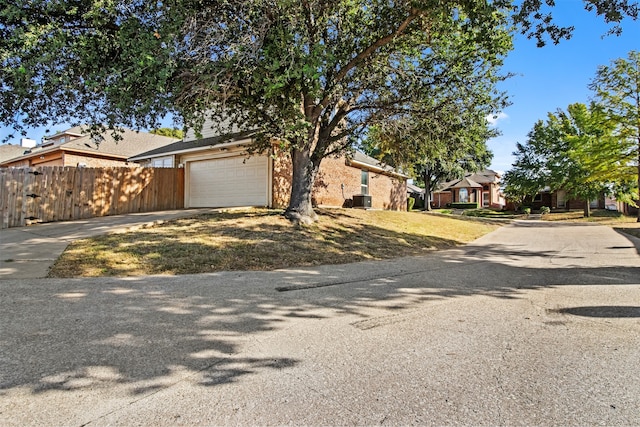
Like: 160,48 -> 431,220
187,155 -> 270,208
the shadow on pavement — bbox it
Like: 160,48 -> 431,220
2,221 -> 640,401
552,306 -> 640,318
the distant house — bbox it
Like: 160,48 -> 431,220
432,170 -> 504,209
525,188 -> 629,212
129,131 -> 408,211
0,127 -> 179,168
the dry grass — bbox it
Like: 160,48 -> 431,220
543,209 -> 640,239
49,208 -> 499,278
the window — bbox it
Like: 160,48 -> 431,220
151,157 -> 174,168
533,194 -> 542,202
361,170 -> 369,195
459,188 -> 468,203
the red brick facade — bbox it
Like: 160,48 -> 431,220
272,150 -> 406,211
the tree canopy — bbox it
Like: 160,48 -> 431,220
1,0 -> 638,222
589,50 -> 640,220
150,127 -> 184,139
503,102 -> 636,216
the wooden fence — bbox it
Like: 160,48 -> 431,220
0,166 -> 184,229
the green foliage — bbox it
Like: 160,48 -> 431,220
150,128 -> 184,139
504,102 -> 636,207
1,1 -> 637,219
589,51 -> 640,213
451,202 -> 479,209
523,207 -> 531,215
407,197 -> 416,211
540,206 -> 551,214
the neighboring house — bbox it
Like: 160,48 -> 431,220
432,170 -> 504,209
129,132 -> 407,211
525,188 -> 615,211
0,143 -> 28,164
0,127 -> 179,168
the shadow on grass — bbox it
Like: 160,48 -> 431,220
49,209 -> 466,277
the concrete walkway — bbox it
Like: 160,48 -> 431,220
1,219 -> 640,425
0,209 -> 218,279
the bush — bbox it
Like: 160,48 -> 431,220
523,207 -> 531,215
450,202 -> 479,209
540,206 -> 550,214
407,197 -> 415,211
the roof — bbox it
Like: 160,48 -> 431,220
449,177 -> 482,189
436,169 -> 501,192
407,183 -> 424,193
130,132 -> 408,179
1,127 -> 179,165
0,144 -> 29,163
347,151 -> 408,179
128,130 -> 255,161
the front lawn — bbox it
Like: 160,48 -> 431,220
542,209 -> 640,240
48,208 -> 500,277
542,209 -> 637,224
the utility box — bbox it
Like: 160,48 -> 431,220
353,194 -> 372,209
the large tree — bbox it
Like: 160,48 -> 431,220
1,0 -> 638,223
503,102 -> 634,216
589,51 -> 640,221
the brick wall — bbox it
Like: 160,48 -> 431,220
272,150 -> 406,211
64,153 -> 133,168
432,191 -> 452,208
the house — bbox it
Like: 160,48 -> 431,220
0,143 -> 29,164
526,188 -> 621,211
129,132 -> 407,211
432,170 -> 504,209
0,127 -> 179,168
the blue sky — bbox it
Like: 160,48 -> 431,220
488,1 -> 640,173
2,2 -> 639,173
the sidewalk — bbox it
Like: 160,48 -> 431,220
0,209 -> 216,280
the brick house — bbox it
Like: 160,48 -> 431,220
129,132 -> 407,211
0,127 -> 179,168
432,170 -> 504,209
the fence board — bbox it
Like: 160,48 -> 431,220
0,166 -> 184,229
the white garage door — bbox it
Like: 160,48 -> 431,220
188,155 -> 269,207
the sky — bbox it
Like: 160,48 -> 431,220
487,1 -> 640,174
2,1 -> 639,173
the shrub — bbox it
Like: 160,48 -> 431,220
523,207 -> 531,215
407,197 -> 415,211
540,206 -> 551,214
450,202 -> 479,209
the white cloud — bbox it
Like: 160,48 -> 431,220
486,112 -> 508,126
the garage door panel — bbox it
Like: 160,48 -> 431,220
189,156 -> 269,207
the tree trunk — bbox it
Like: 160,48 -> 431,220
637,146 -> 640,222
423,170 -> 432,211
584,200 -> 591,218
284,147 -> 320,224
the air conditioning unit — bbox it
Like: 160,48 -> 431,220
353,194 -> 372,209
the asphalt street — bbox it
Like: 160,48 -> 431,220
1,219 -> 640,426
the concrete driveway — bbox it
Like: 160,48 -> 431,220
1,220 -> 640,426
0,209 -> 218,279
